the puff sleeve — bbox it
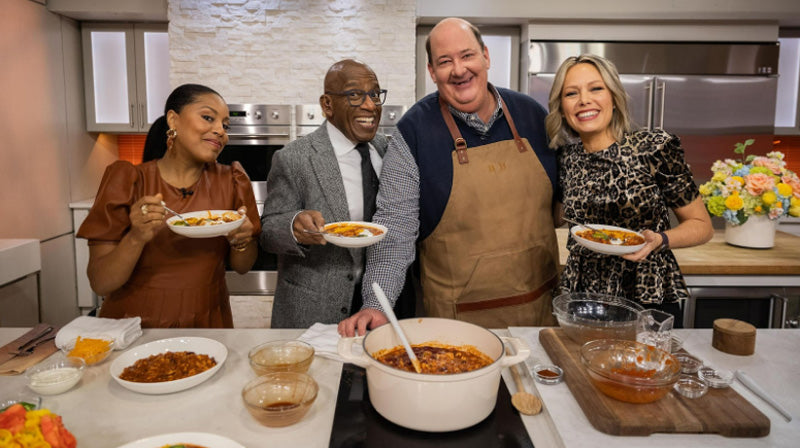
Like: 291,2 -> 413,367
76,161 -> 141,244
648,131 -> 700,209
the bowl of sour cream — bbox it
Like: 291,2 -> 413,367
26,355 -> 85,395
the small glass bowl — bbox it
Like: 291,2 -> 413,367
248,340 -> 314,376
673,353 -> 703,374
674,374 -> 709,399
0,391 -> 42,411
242,372 -> 318,427
61,335 -> 115,366
26,355 -> 85,395
533,364 -> 564,385
698,367 -> 734,388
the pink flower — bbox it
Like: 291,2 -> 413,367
744,172 -> 775,196
752,157 -> 783,175
782,174 -> 800,199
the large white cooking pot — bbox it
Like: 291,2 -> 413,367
337,317 -> 530,432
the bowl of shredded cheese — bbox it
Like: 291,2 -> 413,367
61,335 -> 115,366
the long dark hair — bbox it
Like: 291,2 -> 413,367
142,84 -> 224,162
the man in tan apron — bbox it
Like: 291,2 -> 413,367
338,17 -> 559,336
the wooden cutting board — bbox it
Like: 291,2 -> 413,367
539,328 -> 770,437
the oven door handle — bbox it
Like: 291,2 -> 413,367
227,133 -> 290,139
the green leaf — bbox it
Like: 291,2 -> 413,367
745,154 -> 757,163
744,138 -> 755,146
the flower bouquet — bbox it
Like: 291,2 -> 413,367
699,139 -> 800,225
0,403 -> 76,448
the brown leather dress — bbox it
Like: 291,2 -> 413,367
77,160 -> 261,328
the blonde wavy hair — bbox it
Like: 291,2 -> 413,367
545,54 -> 636,149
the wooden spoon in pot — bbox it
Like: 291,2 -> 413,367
506,348 -> 542,415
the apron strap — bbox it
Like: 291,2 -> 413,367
438,94 -> 529,165
498,96 -> 527,154
438,96 -> 469,164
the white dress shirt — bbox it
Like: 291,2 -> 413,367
326,121 -> 383,221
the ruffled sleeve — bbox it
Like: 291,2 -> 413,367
230,161 -> 262,236
646,130 -> 700,209
76,161 -> 141,244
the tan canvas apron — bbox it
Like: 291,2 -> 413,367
418,96 -> 559,328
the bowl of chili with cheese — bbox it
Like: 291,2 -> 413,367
569,224 -> 646,255
166,210 -> 245,238
337,317 -> 530,432
321,221 -> 387,248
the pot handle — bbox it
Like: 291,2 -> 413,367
499,337 -> 530,366
337,336 -> 369,368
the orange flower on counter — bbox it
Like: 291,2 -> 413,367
0,404 -> 76,448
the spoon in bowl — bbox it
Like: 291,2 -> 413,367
160,201 -> 187,223
372,282 -> 422,374
562,217 -> 622,245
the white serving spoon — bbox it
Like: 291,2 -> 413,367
562,217 -> 622,245
372,282 -> 422,374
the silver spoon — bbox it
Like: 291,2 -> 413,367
160,201 -> 187,222
562,217 -> 622,245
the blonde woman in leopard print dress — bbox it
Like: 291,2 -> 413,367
546,54 -> 713,327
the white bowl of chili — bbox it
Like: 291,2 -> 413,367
109,337 -> 227,394
338,317 -> 530,432
321,221 -> 387,248
570,224 -> 646,255
166,210 -> 245,238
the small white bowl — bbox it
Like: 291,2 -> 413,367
570,224 -> 646,255
321,221 -> 387,248
26,356 -> 85,395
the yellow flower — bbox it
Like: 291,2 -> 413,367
762,191 -> 777,205
730,176 -> 744,186
776,182 -> 792,197
725,192 -> 744,210
698,183 -> 713,196
712,171 -> 727,182
792,197 -> 800,207
790,205 -> 800,217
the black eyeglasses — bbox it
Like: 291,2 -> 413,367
326,89 -> 387,107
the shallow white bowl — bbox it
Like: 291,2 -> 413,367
570,224 -> 646,255
322,221 -> 388,248
116,432 -> 244,448
166,210 -> 245,238
109,337 -> 227,394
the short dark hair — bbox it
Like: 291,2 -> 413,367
425,20 -> 485,65
142,84 -> 223,162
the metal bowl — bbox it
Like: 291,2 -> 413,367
580,339 -> 680,404
552,292 -> 644,345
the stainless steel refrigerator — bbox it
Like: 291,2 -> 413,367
527,41 -> 780,183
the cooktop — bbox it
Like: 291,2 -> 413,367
329,363 -> 535,448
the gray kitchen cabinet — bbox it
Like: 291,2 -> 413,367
81,23 -> 169,133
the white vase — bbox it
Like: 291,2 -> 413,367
724,214 -> 778,249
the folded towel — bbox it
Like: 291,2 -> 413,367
297,323 -> 362,363
55,316 -> 142,350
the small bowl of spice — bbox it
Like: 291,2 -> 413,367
532,364 -> 564,385
26,355 -> 85,395
62,335 -> 115,366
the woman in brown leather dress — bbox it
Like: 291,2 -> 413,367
77,84 -> 261,328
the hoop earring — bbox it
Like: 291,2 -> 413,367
166,128 -> 178,139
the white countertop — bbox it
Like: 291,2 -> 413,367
0,239 -> 41,286
1,327 -> 798,447
68,198 -> 95,210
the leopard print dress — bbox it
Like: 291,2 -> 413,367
558,129 -> 700,307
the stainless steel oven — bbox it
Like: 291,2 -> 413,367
295,104 -> 407,139
219,104 -> 293,295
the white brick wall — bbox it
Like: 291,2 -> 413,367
168,0 -> 417,107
